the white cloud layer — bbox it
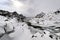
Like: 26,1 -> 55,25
0,0 -> 60,17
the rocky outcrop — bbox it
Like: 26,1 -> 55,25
35,12 -> 45,18
0,10 -> 26,22
54,10 -> 60,15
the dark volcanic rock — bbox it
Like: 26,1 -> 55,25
49,35 -> 53,39
35,12 -> 45,18
0,10 -> 26,22
18,14 -> 26,22
54,10 -> 60,15
12,11 -> 18,17
26,22 -> 44,30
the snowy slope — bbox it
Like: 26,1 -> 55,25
0,10 -> 60,40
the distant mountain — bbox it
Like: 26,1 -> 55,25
54,9 -> 60,15
35,12 -> 45,18
0,10 -> 26,22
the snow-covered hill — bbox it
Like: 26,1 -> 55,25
0,10 -> 60,40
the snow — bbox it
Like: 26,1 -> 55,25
0,11 -> 60,40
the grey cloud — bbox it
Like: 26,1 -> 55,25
0,0 -> 11,5
0,0 -> 60,17
20,0 -> 60,17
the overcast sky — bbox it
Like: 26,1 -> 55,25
0,0 -> 60,17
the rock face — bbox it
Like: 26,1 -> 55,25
0,10 -> 26,22
54,10 -> 60,15
35,12 -> 45,18
0,9 -> 60,40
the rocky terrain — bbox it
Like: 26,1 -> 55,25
0,10 -> 60,40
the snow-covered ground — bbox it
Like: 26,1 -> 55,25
0,10 -> 60,40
